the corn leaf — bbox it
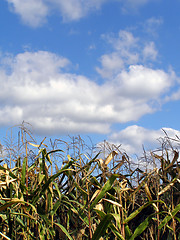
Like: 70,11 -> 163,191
129,214 -> 154,240
124,200 -> 163,224
92,213 -> 114,240
158,203 -> 180,229
0,232 -> 11,240
109,223 -> 125,240
54,223 -> 73,240
21,157 -> 27,186
90,174 -> 118,210
0,199 -> 37,213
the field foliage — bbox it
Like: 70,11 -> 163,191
0,124 -> 179,239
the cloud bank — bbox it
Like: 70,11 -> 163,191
0,50 -> 175,135
108,125 -> 180,156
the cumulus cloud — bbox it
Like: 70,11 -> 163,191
113,65 -> 171,99
6,0 -> 154,27
108,125 -> 180,156
7,0 -> 48,27
0,50 -> 175,135
97,30 -> 159,78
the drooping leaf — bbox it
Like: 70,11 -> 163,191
54,223 -> 73,240
0,199 -> 37,213
158,177 -> 177,196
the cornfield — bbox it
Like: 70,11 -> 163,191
0,124 -> 179,240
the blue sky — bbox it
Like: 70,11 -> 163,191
1,0 -> 180,156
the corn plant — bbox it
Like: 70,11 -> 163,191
0,124 -> 179,239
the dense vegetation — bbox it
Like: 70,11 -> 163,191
0,125 -> 179,239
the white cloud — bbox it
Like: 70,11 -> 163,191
144,17 -> 163,36
7,0 -> 48,27
96,53 -> 125,78
0,51 -> 175,135
110,30 -> 139,50
108,125 -> 180,156
143,42 -> 158,61
6,0 -> 106,26
114,65 -> 171,99
97,30 -> 158,78
50,0 -> 106,22
6,0 -> 155,27
166,90 -> 180,101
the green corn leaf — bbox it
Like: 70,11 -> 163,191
111,213 -> 121,232
175,216 -> 180,222
54,223 -> 73,240
21,157 -> 27,186
38,173 -> 45,185
50,199 -> 62,216
166,224 -> 173,232
92,213 -> 114,240
52,182 -> 62,199
94,211 -> 128,240
125,225 -> 132,239
39,214 -> 55,236
109,223 -> 125,240
41,161 -> 75,191
124,200 -> 163,224
32,161 -> 75,204
158,203 -> 180,229
74,181 -> 88,196
28,162 -> 37,172
94,209 -> 106,220
129,214 -> 154,240
90,176 -> 102,188
90,174 -> 118,210
40,229 -> 46,240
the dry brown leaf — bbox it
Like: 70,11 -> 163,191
144,183 -> 153,201
102,198 -> 122,208
104,151 -> 118,166
90,189 -> 100,203
158,179 -> 177,196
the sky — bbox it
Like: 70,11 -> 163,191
1,0 -> 180,157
